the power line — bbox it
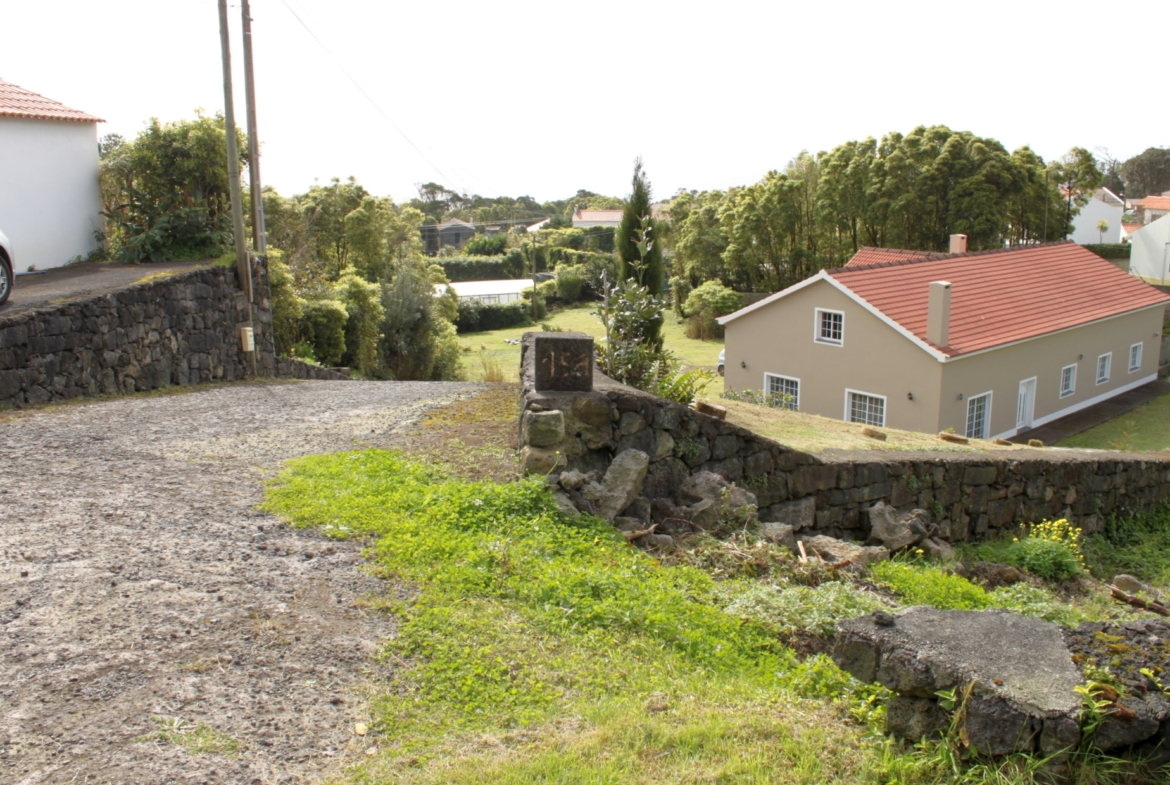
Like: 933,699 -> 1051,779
278,0 -> 464,192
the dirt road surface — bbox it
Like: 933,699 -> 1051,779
0,380 -> 482,784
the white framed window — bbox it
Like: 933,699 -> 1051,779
814,308 -> 844,346
965,392 -> 992,439
1096,352 -> 1111,385
764,373 -> 800,411
845,389 -> 886,427
1059,364 -> 1077,398
1129,342 -> 1143,373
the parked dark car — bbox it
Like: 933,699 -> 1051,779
0,229 -> 12,306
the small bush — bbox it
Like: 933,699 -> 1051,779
462,234 -> 508,256
554,266 -> 585,302
1003,519 -> 1085,580
723,581 -> 885,637
871,562 -> 990,610
300,299 -> 348,366
266,249 -> 303,356
683,281 -> 742,340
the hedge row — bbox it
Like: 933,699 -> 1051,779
437,254 -> 522,281
1083,243 -> 1131,260
455,299 -> 533,333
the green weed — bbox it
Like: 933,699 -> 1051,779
137,717 -> 240,757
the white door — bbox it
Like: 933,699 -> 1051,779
1017,378 -> 1036,429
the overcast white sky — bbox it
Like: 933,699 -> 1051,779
4,0 -> 1165,206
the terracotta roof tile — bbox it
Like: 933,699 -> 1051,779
1136,196 -> 1170,211
829,242 -> 1170,357
0,78 -> 102,123
844,247 -> 944,267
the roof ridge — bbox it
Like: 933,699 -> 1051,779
829,240 -> 1077,274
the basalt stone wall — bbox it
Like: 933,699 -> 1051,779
519,334 -> 1170,542
0,259 -> 344,407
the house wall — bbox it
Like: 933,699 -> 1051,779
438,227 -> 472,250
939,307 -> 1165,438
1129,214 -> 1170,283
1069,196 -> 1123,245
722,279 -> 944,433
0,118 -> 102,270
571,220 -> 621,228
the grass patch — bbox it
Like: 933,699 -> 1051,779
395,385 -> 520,481
1058,392 -> 1170,452
870,561 -> 1083,627
718,398 -> 1022,454
137,717 -> 240,757
1083,503 -> 1170,588
260,448 -> 1147,783
458,303 -> 724,393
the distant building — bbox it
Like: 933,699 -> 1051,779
719,239 -> 1169,439
1068,188 -> 1123,245
571,208 -> 624,228
1128,214 -> 1170,284
526,218 -> 550,233
0,79 -> 103,270
437,218 -> 475,251
435,278 -> 533,305
1135,193 -> 1170,225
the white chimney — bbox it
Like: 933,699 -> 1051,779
927,281 -> 952,347
949,234 -> 968,254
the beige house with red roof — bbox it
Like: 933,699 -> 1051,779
719,240 -> 1170,440
0,79 -> 103,271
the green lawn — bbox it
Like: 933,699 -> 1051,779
1057,392 -> 1170,452
459,303 -> 725,394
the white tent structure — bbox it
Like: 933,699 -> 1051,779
435,279 -> 533,304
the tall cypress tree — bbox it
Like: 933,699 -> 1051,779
614,158 -> 665,349
617,158 -> 664,293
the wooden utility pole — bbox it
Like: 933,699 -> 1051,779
218,0 -> 251,301
218,0 -> 257,375
241,0 -> 266,255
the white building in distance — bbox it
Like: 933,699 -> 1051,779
435,278 -> 533,304
1068,187 -> 1124,245
0,79 -> 103,271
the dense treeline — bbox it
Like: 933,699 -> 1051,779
668,125 -> 1106,294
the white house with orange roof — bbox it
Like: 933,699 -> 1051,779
719,239 -> 1169,439
571,208 -> 624,228
1136,193 -> 1170,225
0,79 -> 103,271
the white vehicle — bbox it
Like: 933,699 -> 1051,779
717,348 -> 725,376
0,229 -> 12,306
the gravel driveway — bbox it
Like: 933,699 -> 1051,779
0,380 -> 483,785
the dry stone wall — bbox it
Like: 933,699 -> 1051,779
519,333 -> 1170,542
0,259 -> 344,407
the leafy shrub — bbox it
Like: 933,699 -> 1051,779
300,299 -> 348,366
1002,519 -> 1085,580
267,249 -> 303,356
436,255 -> 522,281
871,562 -> 990,610
648,364 -> 716,406
380,261 -> 464,381
723,581 -> 885,637
683,281 -> 743,340
331,270 -> 384,374
455,300 -> 533,333
554,266 -> 585,302
99,114 -> 245,263
462,233 -> 508,256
